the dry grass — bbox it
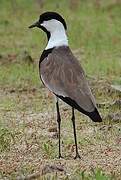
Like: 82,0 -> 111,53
0,80 -> 121,179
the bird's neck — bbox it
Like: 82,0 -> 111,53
45,30 -> 68,50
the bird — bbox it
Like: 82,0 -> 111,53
29,11 -> 102,159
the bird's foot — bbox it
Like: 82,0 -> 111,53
74,153 -> 81,159
58,154 -> 63,159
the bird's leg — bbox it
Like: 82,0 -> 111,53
56,100 -> 62,158
71,107 -> 81,159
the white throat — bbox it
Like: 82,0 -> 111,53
45,30 -> 68,50
41,19 -> 68,50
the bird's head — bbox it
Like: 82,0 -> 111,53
29,12 -> 67,40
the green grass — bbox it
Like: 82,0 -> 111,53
0,0 -> 121,179
0,0 -> 121,80
0,63 -> 39,88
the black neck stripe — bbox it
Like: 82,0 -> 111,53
39,48 -> 54,68
40,26 -> 50,40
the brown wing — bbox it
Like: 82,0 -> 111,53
40,46 -> 96,113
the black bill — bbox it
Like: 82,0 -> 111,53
29,21 -> 40,28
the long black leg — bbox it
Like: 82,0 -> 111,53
56,100 -> 62,158
71,107 -> 81,159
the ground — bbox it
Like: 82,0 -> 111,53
0,0 -> 121,179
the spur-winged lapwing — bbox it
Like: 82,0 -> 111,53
29,12 -> 102,159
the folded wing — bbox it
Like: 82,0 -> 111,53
40,46 -> 102,122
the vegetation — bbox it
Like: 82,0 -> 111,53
0,0 -> 121,179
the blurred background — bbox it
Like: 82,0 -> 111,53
0,0 -> 121,179
0,0 -> 121,89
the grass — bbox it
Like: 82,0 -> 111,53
0,0 -> 121,78
0,0 -> 121,179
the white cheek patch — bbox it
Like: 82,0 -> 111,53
41,20 -> 51,30
40,19 -> 68,49
41,19 -> 64,32
41,22 -> 46,27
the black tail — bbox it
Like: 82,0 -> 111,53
56,95 -> 102,122
88,108 -> 102,122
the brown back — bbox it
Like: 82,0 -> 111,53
40,46 -> 96,112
